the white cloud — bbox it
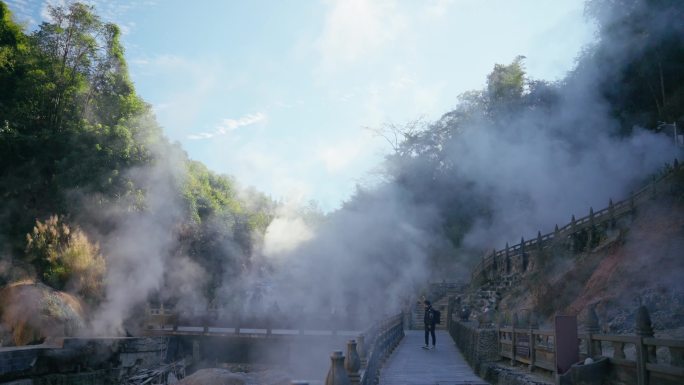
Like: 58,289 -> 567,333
423,0 -> 455,19
217,112 -> 267,133
316,0 -> 406,69
188,112 -> 267,140
317,142 -> 363,173
128,54 -> 226,140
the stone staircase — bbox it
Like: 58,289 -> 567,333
411,295 -> 449,330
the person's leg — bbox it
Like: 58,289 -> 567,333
431,324 -> 436,346
424,326 -> 429,347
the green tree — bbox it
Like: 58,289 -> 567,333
486,55 -> 526,113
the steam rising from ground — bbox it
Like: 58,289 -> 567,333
449,0 -> 683,249
263,202 -> 315,259
11,0 -> 677,346
454,109 -> 678,249
263,186 -> 444,323
244,0 -> 682,326
88,143 -> 208,335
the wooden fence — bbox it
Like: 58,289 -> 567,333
472,159 -> 682,283
496,306 -> 684,385
322,312 -> 404,385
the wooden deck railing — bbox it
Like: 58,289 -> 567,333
471,159 -> 682,283
495,306 -> 684,385
322,312 -> 404,385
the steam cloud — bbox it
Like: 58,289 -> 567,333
88,143 -> 208,335
3,0 -> 678,356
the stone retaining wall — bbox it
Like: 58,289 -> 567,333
448,319 -> 498,373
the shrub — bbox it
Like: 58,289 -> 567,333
25,215 -> 105,302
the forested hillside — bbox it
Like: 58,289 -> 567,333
367,0 -> 684,270
0,0 -> 682,344
0,1 -> 276,329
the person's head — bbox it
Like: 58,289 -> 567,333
424,300 -> 431,307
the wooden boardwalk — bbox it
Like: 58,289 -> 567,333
379,330 -> 489,385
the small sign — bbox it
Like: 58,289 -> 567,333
555,315 -> 579,375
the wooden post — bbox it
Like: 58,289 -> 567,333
537,231 -> 543,250
520,237 -> 527,272
325,351 -> 351,385
636,306 -> 655,385
528,326 -> 535,372
345,340 -> 361,385
505,243 -> 511,274
608,198 -> 615,228
613,341 -> 625,359
511,313 -> 518,366
356,335 -> 367,368
585,304 -> 601,358
586,207 -> 595,248
571,215 -> 577,251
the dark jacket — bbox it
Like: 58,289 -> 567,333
424,305 -> 436,326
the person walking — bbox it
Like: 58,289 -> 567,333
422,300 -> 437,349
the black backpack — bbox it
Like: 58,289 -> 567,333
427,308 -> 441,324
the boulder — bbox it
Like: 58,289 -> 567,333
0,280 -> 85,346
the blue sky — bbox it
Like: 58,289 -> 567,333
6,0 -> 596,211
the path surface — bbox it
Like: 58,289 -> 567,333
379,330 -> 489,385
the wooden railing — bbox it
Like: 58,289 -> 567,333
495,307 -> 684,385
471,159 -> 682,283
498,330 -> 684,384
144,306 -> 367,335
499,327 -> 556,372
321,312 -> 404,385
579,334 -> 684,385
359,313 -> 404,385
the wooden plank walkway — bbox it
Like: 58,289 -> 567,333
378,330 -> 489,385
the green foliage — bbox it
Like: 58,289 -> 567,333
376,0 -> 684,265
583,0 -> 684,130
0,1 -> 277,304
25,216 -> 105,301
0,2 -> 24,69
486,55 -> 526,108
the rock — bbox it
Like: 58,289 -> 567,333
0,280 -> 85,346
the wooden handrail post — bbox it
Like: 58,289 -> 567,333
356,334 -> 367,368
511,313 -> 518,366
586,304 -> 601,358
345,340 -> 361,385
635,305 -> 655,385
528,327 -> 535,372
325,351 -> 351,385
537,231 -> 543,251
